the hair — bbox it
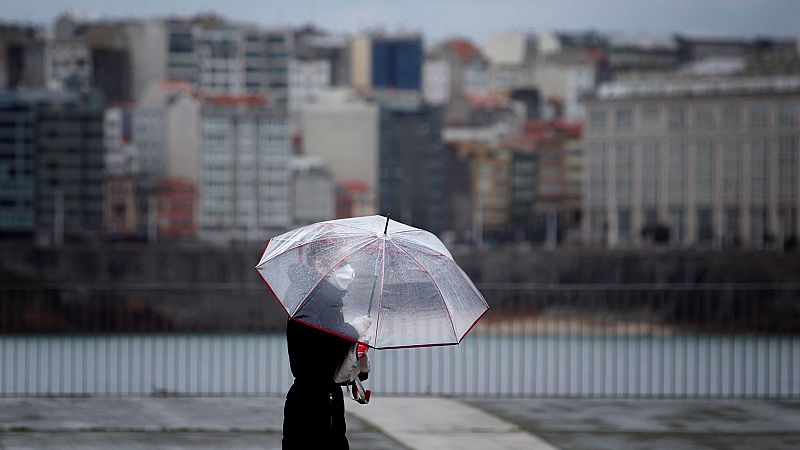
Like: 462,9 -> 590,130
302,241 -> 328,266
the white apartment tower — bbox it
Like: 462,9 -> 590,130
163,18 -> 292,106
199,97 -> 291,241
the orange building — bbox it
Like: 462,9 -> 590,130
155,179 -> 197,239
336,181 -> 372,219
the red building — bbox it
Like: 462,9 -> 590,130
155,179 -> 197,239
336,181 -> 372,219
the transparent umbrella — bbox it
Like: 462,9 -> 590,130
255,215 -> 488,349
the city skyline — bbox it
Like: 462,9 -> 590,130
4,0 -> 800,44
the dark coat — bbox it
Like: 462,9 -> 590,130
283,275 -> 359,450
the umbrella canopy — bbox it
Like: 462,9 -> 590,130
255,215 -> 488,349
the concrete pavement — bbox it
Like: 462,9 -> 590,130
465,398 -> 800,450
0,397 -> 406,450
2,396 -> 800,449
345,397 -> 556,450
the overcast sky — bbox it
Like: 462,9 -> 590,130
4,0 -> 800,44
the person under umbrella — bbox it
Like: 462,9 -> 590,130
281,244 -> 370,450
256,215 -> 487,449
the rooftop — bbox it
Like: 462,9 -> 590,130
595,74 -> 800,100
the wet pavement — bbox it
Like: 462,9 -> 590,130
1,396 -> 800,449
0,397 -> 405,450
465,398 -> 800,450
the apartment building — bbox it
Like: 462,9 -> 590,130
584,75 -> 800,249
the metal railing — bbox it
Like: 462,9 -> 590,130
1,283 -> 799,398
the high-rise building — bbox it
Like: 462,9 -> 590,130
442,98 -> 526,242
424,39 -> 488,106
288,57 -> 331,130
377,93 -> 446,234
45,39 -> 91,91
133,80 -> 200,179
351,33 -> 422,91
301,89 -> 379,214
482,32 -> 537,92
47,13 -> 138,103
163,17 -> 292,107
104,105 -> 140,177
34,91 -> 106,243
125,21 -> 168,103
199,95 -> 291,241
295,29 -> 350,87
584,75 -> 800,249
0,25 -> 46,90
532,54 -> 597,120
289,157 -> 335,226
251,26 -> 292,100
0,93 -> 37,236
165,18 -> 199,86
423,54 -> 450,105
0,91 -> 106,242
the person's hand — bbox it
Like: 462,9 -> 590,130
351,315 -> 372,338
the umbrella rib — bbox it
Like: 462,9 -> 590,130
454,265 -> 490,309
387,229 -> 420,236
290,237 -> 380,317
393,235 -> 453,259
388,240 -> 459,344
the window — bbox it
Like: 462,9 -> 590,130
750,136 -> 769,205
641,140 -> 660,205
697,208 -> 713,244
780,207 -> 797,239
615,140 -> 633,206
615,108 -> 633,131
779,101 -> 798,128
722,104 -> 741,130
589,209 -> 606,244
693,104 -> 716,130
669,209 -> 684,245
694,138 -> 714,204
641,105 -> 660,128
750,208 -> 767,248
778,134 -> 797,202
618,210 -> 631,242
725,209 -> 740,244
587,141 -> 607,206
749,102 -> 771,129
722,139 -> 741,203
668,106 -> 687,130
644,209 -> 659,226
667,139 -> 687,204
589,109 -> 607,132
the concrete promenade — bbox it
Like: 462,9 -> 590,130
1,396 -> 799,449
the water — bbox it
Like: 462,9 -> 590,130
1,333 -> 798,397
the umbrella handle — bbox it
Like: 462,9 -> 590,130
352,378 -> 371,404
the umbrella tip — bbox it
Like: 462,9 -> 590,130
384,214 -> 390,234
